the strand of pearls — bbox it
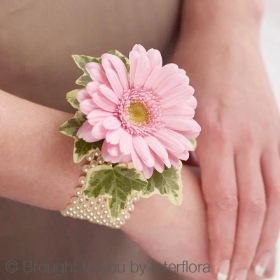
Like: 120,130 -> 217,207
61,149 -> 140,229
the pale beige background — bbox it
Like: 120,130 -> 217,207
0,1 -> 187,280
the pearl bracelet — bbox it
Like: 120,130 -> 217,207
60,149 -> 140,229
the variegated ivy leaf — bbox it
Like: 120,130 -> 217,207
143,161 -> 183,205
189,139 -> 197,150
108,50 -> 130,72
84,164 -> 147,218
59,111 -> 86,137
73,139 -> 103,163
66,89 -> 80,109
72,55 -> 101,86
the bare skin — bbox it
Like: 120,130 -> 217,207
0,90 -> 274,279
172,0 -> 280,279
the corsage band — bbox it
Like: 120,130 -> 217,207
59,44 -> 201,228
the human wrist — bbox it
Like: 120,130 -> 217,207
179,0 -> 264,46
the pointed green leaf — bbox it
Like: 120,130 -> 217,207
107,50 -> 130,72
72,55 -> 101,72
75,74 -> 93,86
59,111 -> 86,137
189,139 -> 197,150
66,89 -> 80,109
73,139 -> 103,163
72,55 -> 102,86
143,162 -> 183,205
84,164 -> 147,218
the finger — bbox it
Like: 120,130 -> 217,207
264,247 -> 276,278
252,151 -> 280,277
230,151 -> 266,280
197,143 -> 238,280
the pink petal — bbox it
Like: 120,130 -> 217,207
144,66 -> 161,90
144,135 -> 168,160
163,129 -> 194,151
171,149 -> 190,161
177,120 -> 201,138
76,121 -> 98,142
186,95 -> 197,108
152,63 -> 179,89
106,127 -> 125,144
88,68 -> 109,85
86,82 -> 102,96
85,62 -> 103,72
79,99 -> 98,115
156,128 -> 185,153
131,145 -> 143,171
168,153 -> 180,169
154,73 -> 185,96
92,92 -> 116,112
147,48 -> 162,70
164,157 -> 171,168
119,131 -> 132,155
152,152 -> 165,173
105,69 -> 124,98
134,54 -> 151,88
103,116 -> 121,130
162,84 -> 195,105
132,44 -> 147,54
120,154 -> 132,163
101,142 -> 122,163
161,104 -> 194,119
161,116 -> 197,131
101,54 -> 129,90
91,121 -> 107,140
87,110 -> 112,125
142,165 -> 154,179
133,135 -> 154,167
129,50 -> 139,87
107,144 -> 120,157
99,84 -> 119,104
77,89 -> 91,102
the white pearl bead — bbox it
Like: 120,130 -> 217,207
94,150 -> 101,157
97,157 -> 104,164
86,154 -> 94,161
79,177 -> 87,185
132,194 -> 140,202
124,213 -> 130,220
90,160 -> 98,168
126,205 -> 134,212
82,165 -> 90,173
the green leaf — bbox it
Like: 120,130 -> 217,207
143,162 -> 183,205
84,164 -> 147,218
59,111 -> 86,137
189,139 -> 197,150
72,55 -> 101,72
75,75 -> 93,87
73,139 -> 103,163
66,89 -> 80,109
72,55 -> 102,86
107,50 -> 130,72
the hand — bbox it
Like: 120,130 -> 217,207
172,21 -> 280,280
122,165 -> 275,280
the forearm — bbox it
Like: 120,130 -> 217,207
0,90 -> 83,211
179,0 -> 264,45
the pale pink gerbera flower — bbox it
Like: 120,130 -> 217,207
77,44 -> 201,178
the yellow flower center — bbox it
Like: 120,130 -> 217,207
128,102 -> 149,124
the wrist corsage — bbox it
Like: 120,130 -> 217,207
59,44 -> 201,228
